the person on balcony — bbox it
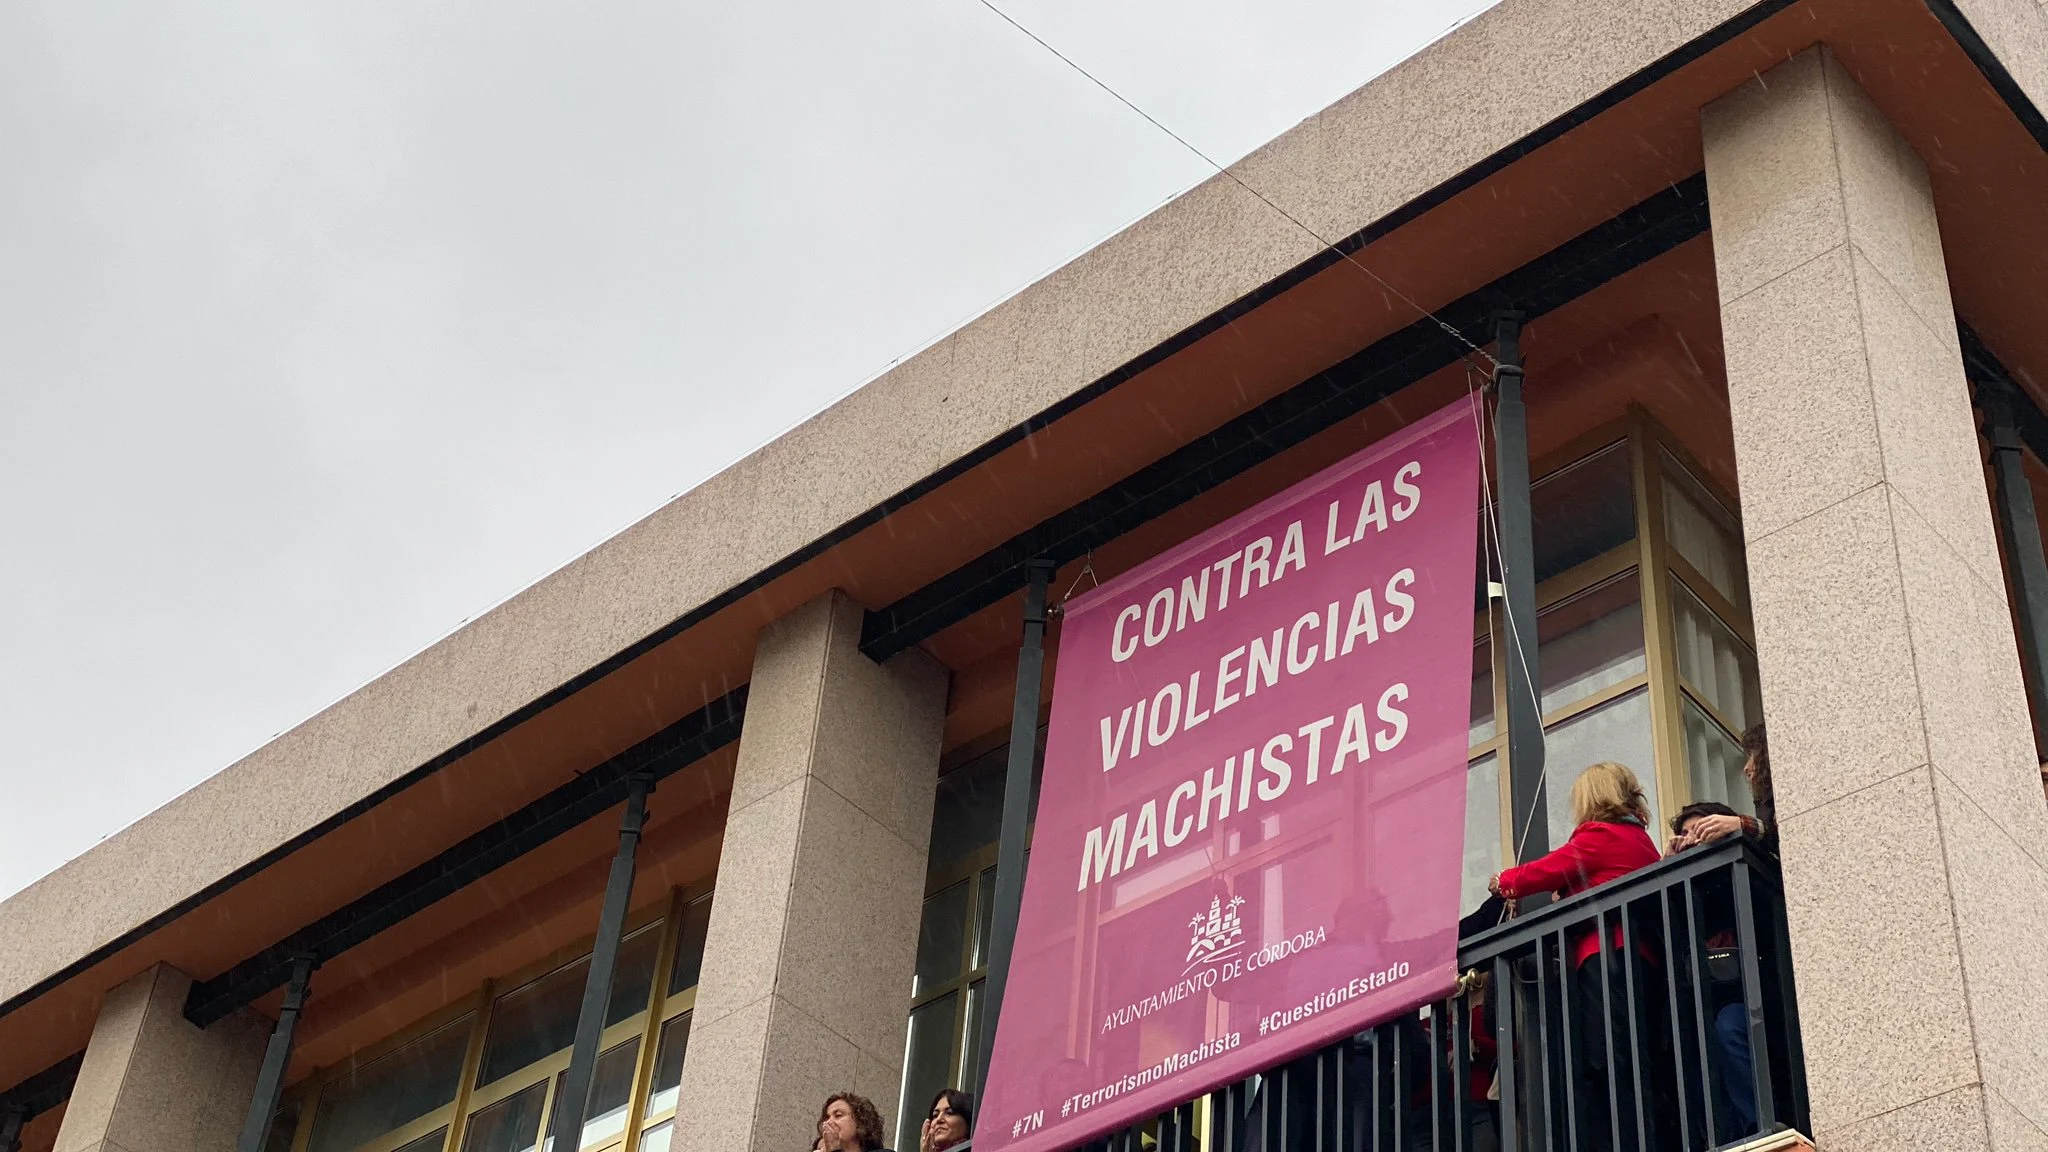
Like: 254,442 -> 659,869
1671,800 -> 1762,1140
1672,723 -> 1775,854
814,1092 -> 893,1152
918,1089 -> 972,1152
1488,761 -> 1665,1152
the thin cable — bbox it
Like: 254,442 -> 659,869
974,0 -> 1498,372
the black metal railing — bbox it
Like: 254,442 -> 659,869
1067,836 -> 1805,1152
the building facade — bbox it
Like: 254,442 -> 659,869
8,1 -> 2048,1150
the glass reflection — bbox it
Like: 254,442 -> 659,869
1537,572 -> 1645,715
1462,754 -> 1501,916
459,1083 -> 545,1152
1470,635 -> 1496,747
1529,442 -> 1637,584
479,923 -> 661,1086
1684,697 -> 1754,816
643,1012 -> 690,1119
1541,688 -> 1658,849
310,1016 -> 472,1152
546,1038 -> 640,1151
1662,449 -> 1749,611
1671,578 -> 1761,732
898,993 -> 959,1152
914,880 -> 970,997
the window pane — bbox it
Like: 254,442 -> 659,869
547,1038 -> 640,1152
972,866 -> 997,969
644,1013 -> 691,1118
1671,578 -> 1762,733
1684,696 -> 1754,817
263,1098 -> 302,1152
897,992 -> 958,1152
1462,754 -> 1502,918
1541,688 -> 1658,849
459,1082 -> 545,1152
914,881 -> 971,996
1662,449 -> 1749,611
480,923 -> 661,1086
395,1130 -> 449,1152
928,734 -> 1042,879
668,896 -> 713,996
1530,442 -> 1636,585
309,1015 -> 471,1152
1537,572 -> 1645,715
1470,634 -> 1496,747
959,979 -> 986,1094
638,1122 -> 672,1152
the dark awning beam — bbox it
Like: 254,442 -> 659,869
0,1053 -> 81,1130
858,174 -> 1714,662
182,687 -> 747,1027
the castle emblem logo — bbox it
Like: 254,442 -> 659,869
1184,894 -> 1246,973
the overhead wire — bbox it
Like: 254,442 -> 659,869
981,0 -> 1550,865
971,0 -> 1498,375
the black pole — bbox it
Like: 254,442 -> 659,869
547,771 -> 654,1152
974,559 -> 1055,1108
1987,384 -> 2048,760
1493,311 -> 1548,862
236,954 -> 317,1152
1,1103 -> 24,1152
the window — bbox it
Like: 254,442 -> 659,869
898,735 -> 1036,1152
546,1038 -> 640,1151
308,1016 -> 472,1152
459,1085 -> 545,1152
276,889 -> 712,1152
479,923 -> 662,1088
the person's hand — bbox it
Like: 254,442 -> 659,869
1486,873 -> 1504,897
1678,813 -> 1744,848
819,1117 -> 841,1151
919,1116 -> 937,1152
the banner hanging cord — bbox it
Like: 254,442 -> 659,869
973,0 -> 1498,378
1055,554 -> 1099,614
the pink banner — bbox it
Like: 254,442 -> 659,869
977,398 -> 1484,1151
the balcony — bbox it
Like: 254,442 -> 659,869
1076,837 -> 1806,1152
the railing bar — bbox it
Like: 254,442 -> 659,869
1598,910 -> 1622,1152
1533,937 -> 1556,1152
1452,987 -> 1470,1152
1493,955 -> 1519,1152
1392,1020 -> 1406,1152
1682,877 -> 1718,1150
1428,1003 -> 1444,1152
1763,877 -> 1810,1133
1732,862 -> 1779,1128
1314,1042 -> 1330,1152
1658,885 -> 1693,1152
1564,926 -> 1581,1152
1620,899 -> 1650,1152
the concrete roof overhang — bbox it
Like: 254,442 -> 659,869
7,0 -> 2048,1125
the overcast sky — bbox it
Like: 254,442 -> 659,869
0,0 -> 1493,900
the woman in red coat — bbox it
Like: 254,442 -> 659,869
1489,761 -> 1664,1152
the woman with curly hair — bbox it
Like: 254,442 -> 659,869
814,1091 -> 891,1152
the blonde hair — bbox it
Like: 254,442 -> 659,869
1569,761 -> 1649,826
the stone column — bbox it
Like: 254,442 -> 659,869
673,591 -> 948,1152
1704,46 -> 2048,1151
54,964 -> 269,1152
